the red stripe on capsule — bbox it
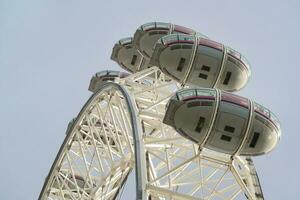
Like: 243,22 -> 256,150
199,38 -> 223,51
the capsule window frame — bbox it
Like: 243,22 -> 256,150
195,116 -> 206,133
187,101 -> 201,108
125,45 -> 133,50
249,132 -> 260,148
221,135 -> 232,142
177,57 -> 186,72
131,55 -> 138,65
170,45 -> 181,51
187,101 -> 213,108
223,71 -> 232,85
201,65 -> 211,72
224,125 -> 235,133
148,30 -> 168,36
199,73 -> 208,79
201,101 -> 213,107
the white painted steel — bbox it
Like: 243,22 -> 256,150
40,67 -> 264,200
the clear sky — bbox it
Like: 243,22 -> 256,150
1,0 -> 299,199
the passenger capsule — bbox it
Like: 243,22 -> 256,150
133,22 -> 207,59
88,70 -> 129,93
150,34 -> 251,92
111,37 -> 149,73
163,88 -> 281,156
53,172 -> 95,196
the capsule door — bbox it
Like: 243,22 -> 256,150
205,93 -> 251,154
187,39 -> 224,87
240,103 -> 281,155
216,48 -> 250,92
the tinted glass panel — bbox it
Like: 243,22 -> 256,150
156,22 -> 170,29
178,35 -> 194,42
270,112 -> 281,130
224,125 -> 235,133
161,34 -> 178,44
142,22 -> 156,30
182,45 -> 192,49
195,117 -> 205,133
201,65 -> 210,72
131,55 -> 137,65
187,101 -> 201,108
170,45 -> 181,50
227,46 -> 241,59
176,89 -> 216,100
199,38 -> 223,51
201,101 -> 213,106
221,135 -> 232,142
199,73 -> 208,79
221,92 -> 249,109
119,37 -> 132,45
177,58 -> 186,72
177,89 -> 197,99
223,72 -> 232,85
241,55 -> 251,70
254,102 -> 270,118
249,132 -> 260,148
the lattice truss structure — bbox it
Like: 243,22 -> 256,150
40,84 -> 135,200
39,67 -> 264,200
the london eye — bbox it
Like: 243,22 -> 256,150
39,22 -> 281,200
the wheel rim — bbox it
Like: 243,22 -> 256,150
39,83 -> 139,200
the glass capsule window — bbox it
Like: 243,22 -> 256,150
254,102 -> 270,118
195,88 -> 217,98
161,34 -> 178,45
177,89 -> 197,100
142,22 -> 156,30
269,112 -> 281,130
119,37 -> 132,45
156,22 -> 170,29
176,88 -> 216,100
221,92 -> 250,108
178,34 -> 194,42
96,71 -> 108,77
240,55 -> 251,71
108,71 -> 119,76
226,46 -> 241,59
162,34 -> 194,45
199,38 -> 223,51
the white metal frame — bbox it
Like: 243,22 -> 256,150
122,67 -> 264,200
40,67 -> 264,200
39,83 -> 145,200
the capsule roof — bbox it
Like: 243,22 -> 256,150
88,70 -> 129,93
94,70 -> 129,78
150,34 -> 251,92
133,22 -> 207,60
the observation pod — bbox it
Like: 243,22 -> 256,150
133,22 -> 207,59
164,88 -> 281,156
88,70 -> 129,93
52,173 -> 95,196
111,37 -> 149,73
150,34 -> 251,92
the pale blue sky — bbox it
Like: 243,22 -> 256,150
0,0 -> 299,199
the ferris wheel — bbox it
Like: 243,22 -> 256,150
39,22 -> 281,200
